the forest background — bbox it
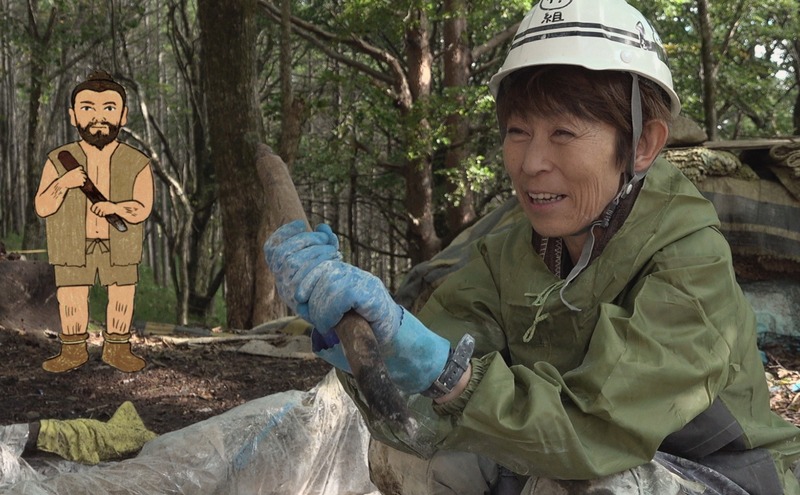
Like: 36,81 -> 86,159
0,0 -> 797,330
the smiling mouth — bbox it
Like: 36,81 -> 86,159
527,192 -> 565,204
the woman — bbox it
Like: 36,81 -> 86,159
265,1 -> 800,493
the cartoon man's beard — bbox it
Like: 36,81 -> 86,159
77,122 -> 120,150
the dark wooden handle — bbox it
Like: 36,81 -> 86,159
256,144 -> 413,433
57,150 -> 127,233
334,312 -> 414,431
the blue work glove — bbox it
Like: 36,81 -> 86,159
304,260 -> 450,395
263,220 -> 341,321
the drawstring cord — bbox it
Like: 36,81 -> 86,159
523,280 -> 566,342
555,73 -> 645,312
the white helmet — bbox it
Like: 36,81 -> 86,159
488,0 -> 680,117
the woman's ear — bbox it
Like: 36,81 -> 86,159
633,120 -> 669,174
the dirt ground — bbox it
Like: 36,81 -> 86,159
0,327 -> 333,435
762,336 -> 800,427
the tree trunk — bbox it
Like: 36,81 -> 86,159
404,8 -> 441,265
198,0 -> 276,330
21,3 -> 55,250
186,76 -> 219,323
278,0 -> 303,169
793,37 -> 800,135
0,1 -> 17,236
696,0 -> 718,141
443,0 -> 475,237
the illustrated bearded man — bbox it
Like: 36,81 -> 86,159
34,70 -> 154,373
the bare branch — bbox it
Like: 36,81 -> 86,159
258,0 -> 403,89
716,0 -> 748,65
472,21 -> 519,60
26,0 -> 38,38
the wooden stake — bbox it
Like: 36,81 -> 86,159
256,144 -> 414,434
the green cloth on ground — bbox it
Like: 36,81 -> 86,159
37,401 -> 157,465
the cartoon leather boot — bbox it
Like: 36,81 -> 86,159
102,331 -> 146,372
43,333 -> 89,373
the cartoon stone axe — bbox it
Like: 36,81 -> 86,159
57,150 -> 128,233
256,144 -> 414,434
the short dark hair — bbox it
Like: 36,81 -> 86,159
495,65 -> 673,170
70,70 -> 127,108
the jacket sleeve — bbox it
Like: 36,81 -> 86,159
425,228 -> 742,480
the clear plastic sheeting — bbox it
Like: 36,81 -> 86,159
0,371 -> 380,495
0,424 -> 37,488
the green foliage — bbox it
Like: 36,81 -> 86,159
634,0 -> 798,138
2,233 -> 24,252
437,154 -> 503,207
282,0 -> 528,251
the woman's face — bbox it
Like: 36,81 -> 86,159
503,111 -> 622,257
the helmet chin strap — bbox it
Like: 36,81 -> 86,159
627,73 -> 645,191
558,73 -> 644,311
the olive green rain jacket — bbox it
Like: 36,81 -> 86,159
341,158 -> 800,494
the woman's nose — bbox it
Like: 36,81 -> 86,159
521,139 -> 552,175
